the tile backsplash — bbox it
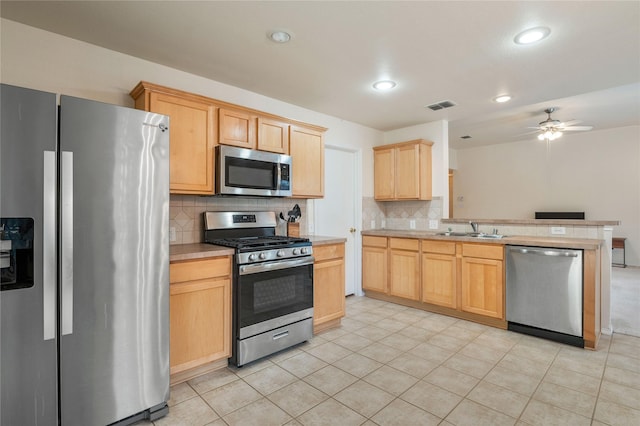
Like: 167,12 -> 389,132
170,195 -> 306,245
361,197 -> 443,231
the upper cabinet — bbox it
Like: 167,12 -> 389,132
131,81 -> 326,197
290,125 -> 324,198
373,139 -> 433,201
218,107 -> 256,149
131,82 -> 215,195
258,117 -> 289,154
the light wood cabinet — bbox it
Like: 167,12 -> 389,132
362,236 -> 388,293
131,81 -> 327,198
169,256 -> 232,379
389,238 -> 421,301
218,107 -> 256,149
290,125 -> 324,198
460,243 -> 504,319
130,82 -> 215,195
373,139 -> 433,201
373,147 -> 395,199
258,117 -> 289,154
422,240 -> 457,308
313,243 -> 346,333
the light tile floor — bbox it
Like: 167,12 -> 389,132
139,296 -> 640,426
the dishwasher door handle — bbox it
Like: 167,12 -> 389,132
508,247 -> 579,257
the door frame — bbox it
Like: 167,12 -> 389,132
311,144 -> 363,296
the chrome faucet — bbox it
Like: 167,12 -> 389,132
469,221 -> 479,233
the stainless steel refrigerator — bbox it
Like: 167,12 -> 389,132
0,84 -> 170,425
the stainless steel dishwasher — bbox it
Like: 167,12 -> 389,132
506,245 -> 584,347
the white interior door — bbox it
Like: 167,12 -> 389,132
313,147 -> 361,295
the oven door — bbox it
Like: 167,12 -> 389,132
237,256 -> 313,338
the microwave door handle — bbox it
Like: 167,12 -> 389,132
275,163 -> 281,190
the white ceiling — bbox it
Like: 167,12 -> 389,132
2,1 -> 639,149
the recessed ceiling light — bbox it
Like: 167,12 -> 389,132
373,80 -> 397,90
514,27 -> 551,45
269,31 -> 291,43
494,94 -> 512,103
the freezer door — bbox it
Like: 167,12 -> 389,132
58,96 -> 170,425
0,84 -> 58,425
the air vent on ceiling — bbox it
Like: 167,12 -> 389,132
426,100 -> 457,111
460,135 -> 472,139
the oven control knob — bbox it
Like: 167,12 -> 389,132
248,254 -> 257,261
259,253 -> 267,260
292,248 -> 300,255
301,247 -> 309,254
277,250 -> 285,257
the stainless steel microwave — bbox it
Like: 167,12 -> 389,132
216,145 -> 292,197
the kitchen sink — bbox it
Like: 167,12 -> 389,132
436,232 -> 505,239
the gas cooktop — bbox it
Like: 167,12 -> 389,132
207,235 -> 310,250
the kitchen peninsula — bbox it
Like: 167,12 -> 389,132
361,217 -> 617,350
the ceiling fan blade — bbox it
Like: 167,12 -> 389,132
561,119 -> 582,127
563,126 -> 593,131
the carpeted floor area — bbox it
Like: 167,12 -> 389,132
611,266 -> 640,337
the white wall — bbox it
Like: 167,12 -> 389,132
0,19 -> 384,198
453,126 -> 640,266
383,120 -> 450,216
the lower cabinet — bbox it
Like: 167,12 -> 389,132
389,238 -> 421,301
169,256 -> 232,381
461,244 -> 504,319
422,240 -> 457,309
313,243 -> 346,333
362,236 -> 506,326
362,236 -> 388,293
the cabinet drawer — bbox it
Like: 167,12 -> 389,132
422,240 -> 456,255
314,243 -> 345,262
462,243 -> 504,260
170,256 -> 231,283
389,238 -> 419,251
363,236 -> 387,248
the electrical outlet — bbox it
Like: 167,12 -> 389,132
370,220 -> 376,229
381,219 -> 386,229
429,219 -> 438,229
410,219 -> 416,229
308,223 -> 314,234
551,226 -> 566,235
169,227 -> 176,242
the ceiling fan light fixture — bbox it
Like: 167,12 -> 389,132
373,80 -> 397,91
493,94 -> 512,103
514,27 -> 551,45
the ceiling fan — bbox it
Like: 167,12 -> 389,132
529,107 -> 593,141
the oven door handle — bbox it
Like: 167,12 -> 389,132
239,256 -> 315,275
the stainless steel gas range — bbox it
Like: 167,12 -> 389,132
204,211 -> 314,367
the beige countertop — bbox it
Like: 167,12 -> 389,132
443,218 -> 620,226
362,229 -> 603,250
305,235 -> 347,245
170,235 -> 346,262
169,243 -> 234,262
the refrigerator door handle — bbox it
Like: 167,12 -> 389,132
43,151 -> 57,341
61,151 -> 74,336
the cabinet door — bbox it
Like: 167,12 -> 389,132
422,253 -> 457,308
219,107 -> 256,149
395,143 -> 420,199
461,257 -> 504,319
289,125 -> 324,198
169,277 -> 231,374
374,147 -> 395,200
314,258 -> 345,328
362,245 -> 387,293
149,92 -> 215,194
389,248 -> 421,300
258,117 -> 289,154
